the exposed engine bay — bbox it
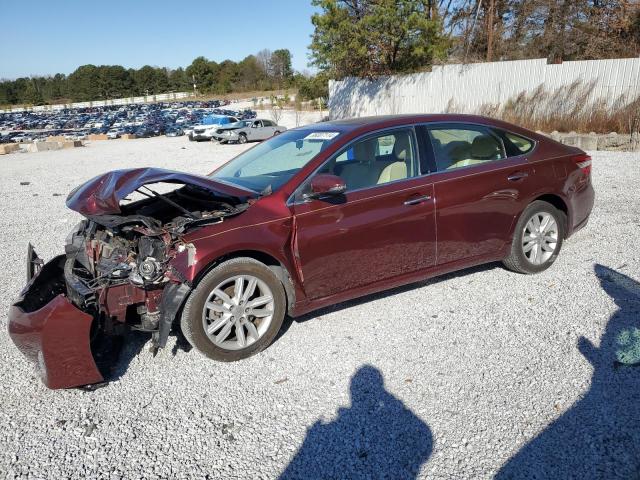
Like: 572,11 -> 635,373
62,183 -> 248,352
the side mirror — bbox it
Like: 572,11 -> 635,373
304,174 -> 346,200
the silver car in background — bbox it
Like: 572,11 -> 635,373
213,119 -> 286,144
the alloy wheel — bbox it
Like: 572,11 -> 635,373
522,212 -> 558,265
201,275 -> 274,350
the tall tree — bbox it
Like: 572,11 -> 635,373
22,79 -> 44,105
446,0 -> 640,63
310,0 -> 450,78
270,49 -> 294,86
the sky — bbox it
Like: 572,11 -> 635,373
0,0 -> 319,79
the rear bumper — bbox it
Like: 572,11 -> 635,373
7,254 -> 103,389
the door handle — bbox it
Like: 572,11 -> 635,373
404,195 -> 432,206
507,171 -> 529,181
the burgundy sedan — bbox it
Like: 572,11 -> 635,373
8,115 -> 594,389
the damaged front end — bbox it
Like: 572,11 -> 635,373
8,168 -> 253,389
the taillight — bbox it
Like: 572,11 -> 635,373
574,154 -> 592,176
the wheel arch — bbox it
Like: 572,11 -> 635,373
191,249 -> 297,315
506,193 -> 572,246
532,193 -> 570,236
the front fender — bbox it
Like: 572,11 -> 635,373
170,217 -> 305,306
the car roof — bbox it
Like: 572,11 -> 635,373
308,114 -> 542,138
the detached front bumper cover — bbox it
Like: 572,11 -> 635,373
7,250 -> 104,389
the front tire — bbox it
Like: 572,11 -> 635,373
180,258 -> 286,361
238,133 -> 247,144
502,201 -> 565,274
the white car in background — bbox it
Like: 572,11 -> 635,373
12,134 -> 34,143
188,117 -> 240,141
212,119 -> 286,144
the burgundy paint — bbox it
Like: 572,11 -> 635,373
309,174 -> 347,195
9,114 -> 595,389
98,284 -> 163,322
8,295 -> 104,389
66,167 -> 255,216
180,114 -> 594,316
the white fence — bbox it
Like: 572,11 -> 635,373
328,57 -> 640,119
1,91 -> 194,114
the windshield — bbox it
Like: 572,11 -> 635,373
211,129 -> 340,193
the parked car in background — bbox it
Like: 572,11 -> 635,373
0,101 -> 257,142
64,131 -> 88,141
134,127 -> 154,138
165,127 -> 184,137
213,119 -> 286,144
11,133 -> 34,143
189,116 -> 240,141
106,129 -> 122,139
7,114 -> 594,389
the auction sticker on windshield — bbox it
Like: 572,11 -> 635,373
304,132 -> 340,140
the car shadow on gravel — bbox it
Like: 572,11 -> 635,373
281,262 -> 500,336
103,331 -> 150,382
496,264 -> 640,479
279,365 -> 432,480
102,328 -> 192,383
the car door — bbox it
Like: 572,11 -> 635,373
262,120 -> 277,137
421,123 -> 535,265
256,120 -> 270,140
247,120 -> 261,140
291,128 -> 436,300
258,120 -> 272,140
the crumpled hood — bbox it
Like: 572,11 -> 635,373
66,167 -> 254,216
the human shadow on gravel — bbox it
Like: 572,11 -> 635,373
279,365 -> 432,480
496,264 -> 640,479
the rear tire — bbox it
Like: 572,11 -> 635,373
502,201 -> 565,274
180,258 -> 286,362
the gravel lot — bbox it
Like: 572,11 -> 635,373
1,137 -> 638,479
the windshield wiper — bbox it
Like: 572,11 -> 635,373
136,186 -> 199,220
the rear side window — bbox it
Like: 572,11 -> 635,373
428,126 -> 505,171
504,132 -> 534,154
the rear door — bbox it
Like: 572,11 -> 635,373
421,123 -> 536,265
262,120 -> 277,138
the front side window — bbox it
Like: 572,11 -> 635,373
317,129 -> 417,192
211,129 -> 341,193
428,126 -> 505,171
